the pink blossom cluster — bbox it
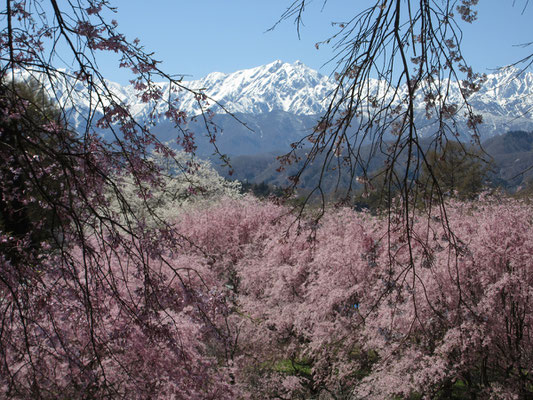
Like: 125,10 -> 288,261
2,194 -> 533,398
172,197 -> 533,399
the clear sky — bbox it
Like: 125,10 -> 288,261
96,1 -> 533,84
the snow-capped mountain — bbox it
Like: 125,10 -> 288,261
180,60 -> 333,115
141,60 -> 533,123
42,61 -> 533,155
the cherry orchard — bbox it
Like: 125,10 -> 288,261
174,197 -> 533,399
3,192 -> 531,398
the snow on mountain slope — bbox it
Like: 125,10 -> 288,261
134,61 -> 533,130
169,61 -> 533,120
165,60 -> 334,116
38,61 -> 533,143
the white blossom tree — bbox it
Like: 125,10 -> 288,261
112,152 -> 242,227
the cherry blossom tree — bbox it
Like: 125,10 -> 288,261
111,151 -> 242,229
0,1 -> 237,398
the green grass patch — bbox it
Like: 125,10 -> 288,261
272,358 -> 313,377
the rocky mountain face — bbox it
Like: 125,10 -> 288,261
53,60 -> 533,156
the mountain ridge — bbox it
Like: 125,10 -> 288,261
36,61 -> 533,155
141,61 -> 533,122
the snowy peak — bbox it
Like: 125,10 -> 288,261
477,69 -> 533,112
177,60 -> 333,115
176,63 -> 533,122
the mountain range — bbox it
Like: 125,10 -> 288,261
53,60 -> 533,158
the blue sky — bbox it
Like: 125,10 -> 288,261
97,1 -> 533,84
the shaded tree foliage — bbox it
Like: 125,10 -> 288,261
0,78 -> 79,262
240,181 -> 285,198
419,140 -> 491,200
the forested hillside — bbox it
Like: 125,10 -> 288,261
224,130 -> 533,201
